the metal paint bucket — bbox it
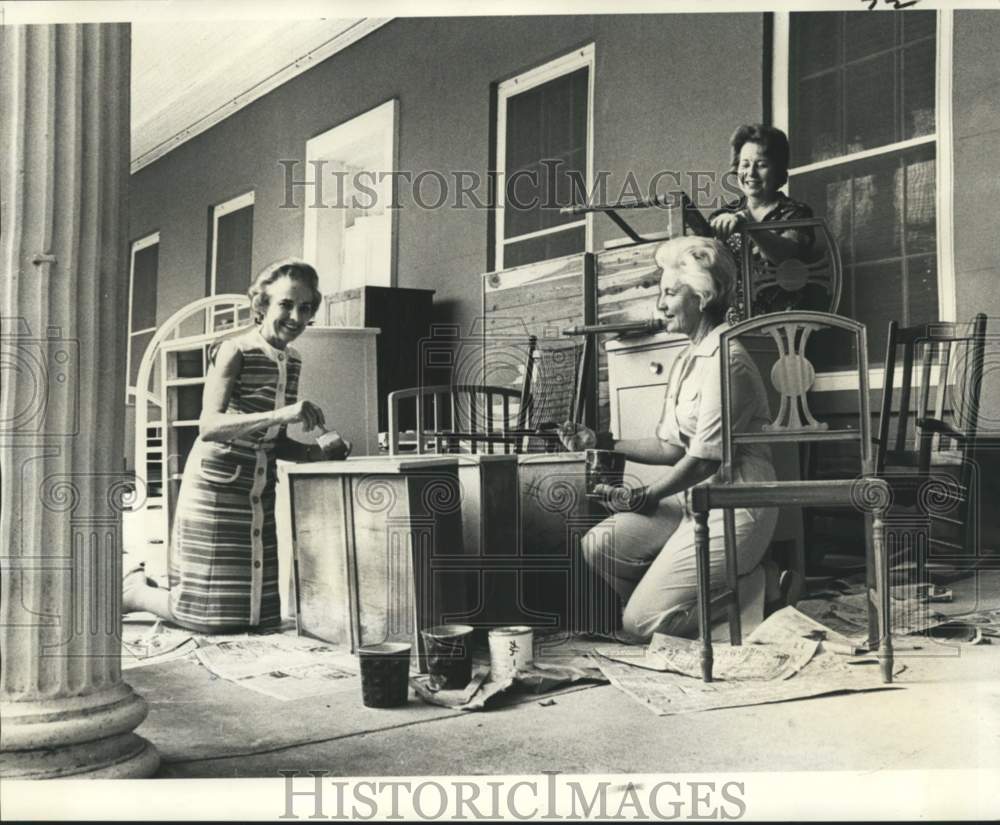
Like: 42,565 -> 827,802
488,625 -> 533,677
585,449 -> 625,497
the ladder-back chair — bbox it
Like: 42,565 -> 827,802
876,313 -> 990,578
387,384 -> 525,455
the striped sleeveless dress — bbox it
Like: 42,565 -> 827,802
169,327 -> 301,631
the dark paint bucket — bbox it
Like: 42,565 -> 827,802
420,624 -> 474,690
358,642 -> 411,708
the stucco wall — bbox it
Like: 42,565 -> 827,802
130,13 -> 764,335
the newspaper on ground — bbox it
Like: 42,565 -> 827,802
596,631 -> 818,681
591,606 -> 901,715
796,590 -> 951,638
194,634 -> 357,681
232,661 -> 359,701
593,654 -> 899,716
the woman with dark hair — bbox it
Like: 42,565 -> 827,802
123,259 -> 351,632
709,124 -> 820,319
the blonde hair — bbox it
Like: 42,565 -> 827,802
654,236 -> 736,322
248,259 -> 323,325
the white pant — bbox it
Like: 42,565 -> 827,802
581,492 -> 778,642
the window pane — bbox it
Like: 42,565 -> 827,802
902,39 -> 936,139
791,172 -> 853,265
905,151 -> 936,254
793,12 -> 842,76
504,226 -> 585,268
853,259 -> 904,360
906,254 -> 938,325
214,205 -> 254,294
851,153 -> 902,262
131,243 -> 158,331
504,67 -> 588,248
845,52 -> 896,154
844,11 -> 896,62
792,71 -> 842,165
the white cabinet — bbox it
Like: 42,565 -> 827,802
285,326 -> 380,456
605,332 -> 688,487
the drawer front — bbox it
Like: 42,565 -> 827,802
607,340 -> 686,391
608,339 -> 686,437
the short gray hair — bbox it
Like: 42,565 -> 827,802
654,236 -> 736,322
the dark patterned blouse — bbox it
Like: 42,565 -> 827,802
709,194 -> 824,322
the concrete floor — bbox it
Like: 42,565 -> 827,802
128,572 -> 1000,780
142,647 -> 999,779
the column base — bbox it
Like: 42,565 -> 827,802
0,732 -> 159,779
0,684 -> 160,778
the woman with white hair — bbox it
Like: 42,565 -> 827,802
559,236 -> 778,640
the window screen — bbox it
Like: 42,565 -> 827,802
502,67 -> 588,268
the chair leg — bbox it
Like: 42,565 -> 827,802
724,508 -> 741,645
694,510 -> 713,682
865,512 -> 879,651
874,508 -> 894,684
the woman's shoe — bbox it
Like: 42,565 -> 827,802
122,563 -> 157,613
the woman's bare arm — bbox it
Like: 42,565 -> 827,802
198,341 -> 314,443
745,225 -> 806,266
613,437 -> 686,466
646,454 -> 720,500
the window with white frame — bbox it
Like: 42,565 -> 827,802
210,190 -> 255,295
775,10 -> 951,369
302,99 -> 398,300
495,44 -> 594,270
126,232 -> 160,404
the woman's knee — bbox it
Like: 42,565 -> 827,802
580,526 -> 608,571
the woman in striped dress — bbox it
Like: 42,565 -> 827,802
124,260 -> 350,632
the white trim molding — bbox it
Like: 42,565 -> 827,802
935,8 -> 956,324
126,231 -> 161,404
495,43 -> 595,271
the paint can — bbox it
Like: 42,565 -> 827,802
585,449 -> 625,498
488,625 -> 533,677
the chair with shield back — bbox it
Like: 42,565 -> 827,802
875,313 -> 990,584
735,217 -> 843,322
689,311 -> 893,684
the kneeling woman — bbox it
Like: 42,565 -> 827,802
124,260 -> 349,632
560,237 -> 778,640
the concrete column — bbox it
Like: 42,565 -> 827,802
1,23 -> 159,778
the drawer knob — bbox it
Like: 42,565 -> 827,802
649,361 -> 664,375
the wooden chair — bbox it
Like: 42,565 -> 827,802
690,312 -> 893,683
516,335 -> 584,452
736,217 -> 843,321
875,313 -> 989,579
387,384 -> 526,455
